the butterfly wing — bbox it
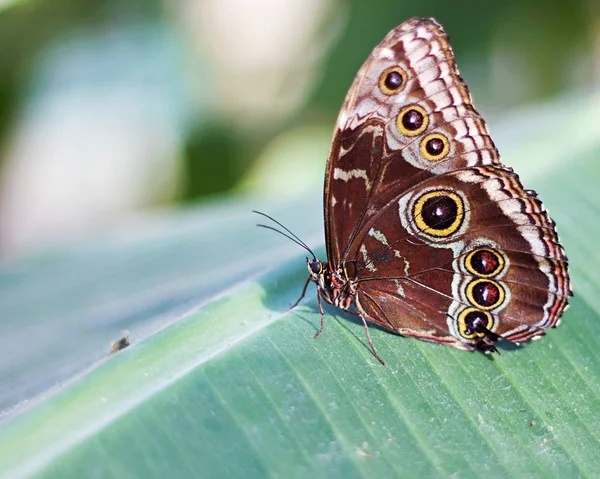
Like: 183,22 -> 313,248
323,17 -> 571,349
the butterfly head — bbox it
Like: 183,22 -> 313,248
307,257 -> 338,296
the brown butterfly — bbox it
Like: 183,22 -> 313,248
258,17 -> 571,365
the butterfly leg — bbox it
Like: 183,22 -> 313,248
287,276 -> 311,312
359,315 -> 387,366
474,338 -> 499,354
473,322 -> 503,354
288,276 -> 329,340
314,291 -> 326,339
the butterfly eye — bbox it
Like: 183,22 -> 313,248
379,67 -> 407,95
466,279 -> 505,310
419,133 -> 450,161
465,248 -> 505,277
309,260 -> 322,275
413,190 -> 464,238
397,105 -> 429,137
457,308 -> 494,340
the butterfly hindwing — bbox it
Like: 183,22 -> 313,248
347,165 -> 570,350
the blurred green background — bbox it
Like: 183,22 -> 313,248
0,0 -> 597,258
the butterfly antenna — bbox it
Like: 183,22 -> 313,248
255,224 -> 316,258
253,210 -> 316,260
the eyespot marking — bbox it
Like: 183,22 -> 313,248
413,190 -> 464,237
397,105 -> 429,137
465,248 -> 505,277
466,279 -> 505,310
419,133 -> 450,161
457,308 -> 494,340
379,67 -> 407,95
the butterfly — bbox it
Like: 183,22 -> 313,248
257,17 -> 571,365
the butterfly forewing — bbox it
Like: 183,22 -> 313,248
325,18 -> 501,269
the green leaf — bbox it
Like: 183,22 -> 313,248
1,90 -> 600,478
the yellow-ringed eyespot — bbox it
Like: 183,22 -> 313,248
413,190 -> 464,237
457,308 -> 494,340
419,133 -> 450,161
397,105 -> 429,137
465,248 -> 505,277
466,278 -> 505,310
379,66 -> 407,95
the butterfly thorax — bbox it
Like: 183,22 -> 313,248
307,258 -> 357,311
